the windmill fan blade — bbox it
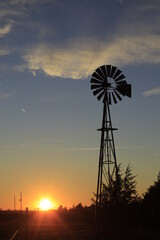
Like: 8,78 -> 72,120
100,65 -> 107,79
110,66 -> 117,78
112,92 -> 117,104
91,78 -> 103,84
99,66 -> 105,78
115,74 -> 125,82
117,80 -> 127,85
113,69 -> 122,79
92,72 -> 103,81
91,84 -> 102,90
108,92 -> 111,105
95,67 -> 105,80
114,90 -> 122,101
97,90 -> 105,101
93,87 -> 104,96
106,65 -> 111,77
117,84 -> 131,98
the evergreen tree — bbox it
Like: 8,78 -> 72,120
101,164 -> 123,207
111,164 -> 123,205
122,164 -> 137,205
92,164 -> 138,207
143,171 -> 160,221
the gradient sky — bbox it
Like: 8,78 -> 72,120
0,0 -> 160,210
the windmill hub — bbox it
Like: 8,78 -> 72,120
102,80 -> 110,88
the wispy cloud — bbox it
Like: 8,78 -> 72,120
23,34 -> 160,79
0,93 -> 11,100
118,0 -> 124,5
117,145 -> 152,150
0,49 -> 11,56
21,108 -> 26,113
138,2 -> 160,12
14,64 -> 28,72
10,0 -> 49,5
0,0 -> 49,20
0,7 -> 22,20
143,87 -> 160,97
0,23 -> 12,37
67,145 -> 152,151
69,147 -> 99,152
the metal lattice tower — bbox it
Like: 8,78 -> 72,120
90,65 -> 131,230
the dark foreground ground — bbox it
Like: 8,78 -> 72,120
1,210 -> 160,240
0,210 -> 94,240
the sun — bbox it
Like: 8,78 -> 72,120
39,199 -> 53,211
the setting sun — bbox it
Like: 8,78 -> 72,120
39,199 -> 53,211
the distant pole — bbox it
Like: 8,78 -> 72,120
20,192 -> 22,211
25,207 -> 28,240
14,195 -> 16,211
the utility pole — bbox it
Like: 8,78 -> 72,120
20,192 -> 22,211
14,195 -> 16,211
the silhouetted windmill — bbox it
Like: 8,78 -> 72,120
90,65 -> 131,230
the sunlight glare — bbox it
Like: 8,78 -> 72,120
39,199 -> 53,211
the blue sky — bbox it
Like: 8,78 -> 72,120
0,0 -> 160,210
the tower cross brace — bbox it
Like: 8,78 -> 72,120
95,98 -> 118,227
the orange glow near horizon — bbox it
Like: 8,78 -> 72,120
38,198 -> 54,211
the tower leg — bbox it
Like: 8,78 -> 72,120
94,100 -> 118,237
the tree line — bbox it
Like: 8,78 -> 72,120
58,165 -> 160,239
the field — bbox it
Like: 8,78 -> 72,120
0,210 -> 94,240
1,209 -> 160,240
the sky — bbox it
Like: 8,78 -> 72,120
0,0 -> 160,210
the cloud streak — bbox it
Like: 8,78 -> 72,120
0,23 -> 12,37
0,49 -> 11,56
143,87 -> 160,97
69,147 -> 99,152
10,0 -> 49,5
0,93 -> 11,100
21,108 -> 26,113
23,34 -> 160,79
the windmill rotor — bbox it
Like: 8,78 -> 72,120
90,65 -> 131,104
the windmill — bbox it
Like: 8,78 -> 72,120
90,65 -> 131,229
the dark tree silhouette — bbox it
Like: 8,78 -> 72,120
122,164 -> 137,205
112,164 -> 123,205
99,164 -> 137,207
142,171 -> 160,227
92,164 -> 139,231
